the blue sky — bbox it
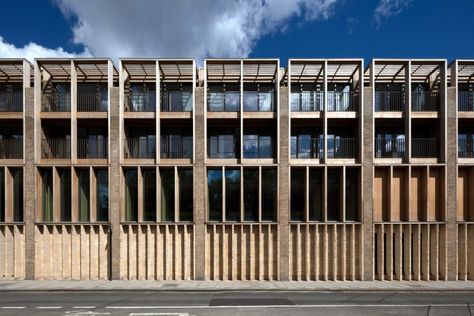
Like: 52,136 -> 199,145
0,0 -> 472,65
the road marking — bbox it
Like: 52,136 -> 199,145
36,306 -> 63,309
1,307 -> 26,309
73,306 -> 96,309
129,313 -> 190,316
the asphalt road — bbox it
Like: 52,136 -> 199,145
0,290 -> 474,315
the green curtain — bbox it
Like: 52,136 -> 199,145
42,170 -> 52,221
78,169 -> 90,222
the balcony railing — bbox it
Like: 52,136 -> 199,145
243,136 -> 274,158
125,92 -> 156,112
160,136 -> 193,158
208,92 -> 240,112
375,138 -> 406,158
291,91 -> 323,112
458,91 -> 474,111
411,91 -> 439,111
0,138 -> 22,159
0,91 -> 22,112
208,136 -> 238,158
327,138 -> 356,158
290,137 -> 322,158
327,91 -> 358,111
411,138 -> 438,158
124,138 -> 156,159
41,138 -> 71,159
160,91 -> 193,112
41,92 -> 71,112
375,91 -> 405,111
243,92 -> 274,112
77,91 -> 108,112
77,138 -> 108,159
458,138 -> 474,158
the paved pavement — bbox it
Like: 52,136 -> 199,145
1,290 -> 474,315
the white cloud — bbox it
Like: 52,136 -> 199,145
374,0 -> 412,27
52,0 -> 339,63
0,36 -> 91,62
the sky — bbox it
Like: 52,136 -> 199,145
0,0 -> 472,66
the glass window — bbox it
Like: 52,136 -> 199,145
309,168 -> 323,221
11,168 -> 23,222
243,92 -> 258,111
179,169 -> 193,222
208,92 -> 224,111
160,168 -> 175,222
291,92 -> 300,111
244,168 -> 258,221
225,92 -> 240,111
291,168 -> 305,221
261,168 -> 277,221
0,167 -> 4,222
59,169 -> 71,222
143,169 -> 156,222
96,169 -> 108,222
42,169 -> 53,221
207,169 -> 222,221
345,169 -> 359,221
327,168 -> 341,221
125,169 -> 138,221
78,169 -> 90,222
225,169 -> 240,221
259,136 -> 273,158
259,92 -> 273,111
243,135 -> 258,158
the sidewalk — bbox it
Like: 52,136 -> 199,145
1,280 -> 474,291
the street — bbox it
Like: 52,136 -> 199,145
0,290 -> 474,315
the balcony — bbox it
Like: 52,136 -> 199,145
160,136 -> 192,159
291,91 -> 323,112
0,91 -> 22,112
458,91 -> 474,111
0,138 -> 22,159
41,92 -> 71,112
375,91 -> 405,111
458,138 -> 474,158
411,91 -> 439,111
160,91 -> 193,112
327,91 -> 358,112
327,138 -> 356,158
375,138 -> 405,158
77,90 -> 108,112
77,138 -> 108,159
290,137 -> 322,159
243,135 -> 274,158
208,135 -> 238,158
243,92 -> 274,112
411,138 -> 438,158
125,91 -> 156,112
41,138 -> 71,159
208,92 -> 240,112
124,138 -> 156,159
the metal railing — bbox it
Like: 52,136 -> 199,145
0,91 -> 22,112
208,136 -> 238,158
327,138 -> 356,158
375,91 -> 405,111
77,138 -> 108,159
243,92 -> 274,112
291,91 -> 323,112
160,91 -> 193,112
290,137 -> 322,158
0,138 -> 22,159
458,138 -> 474,158
77,90 -> 108,112
375,138 -> 406,158
458,91 -> 474,111
327,91 -> 358,111
160,136 -> 193,158
41,138 -> 71,159
41,92 -> 71,112
243,137 -> 274,158
124,138 -> 156,159
411,91 -> 439,111
207,92 -> 240,111
411,138 -> 438,158
125,92 -> 156,112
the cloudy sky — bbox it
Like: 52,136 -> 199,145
0,0 -> 472,65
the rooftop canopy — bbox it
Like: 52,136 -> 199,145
0,59 -> 33,83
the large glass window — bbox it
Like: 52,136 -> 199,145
327,168 -> 341,221
291,168 -> 305,221
78,169 -> 90,222
96,169 -> 108,222
225,169 -> 240,221
309,168 -> 323,221
345,168 -> 359,221
59,168 -> 71,222
160,168 -> 175,222
0,167 -> 4,221
143,169 -> 156,221
243,168 -> 258,221
124,169 -> 138,221
207,169 -> 222,221
261,168 -> 277,221
179,169 -> 193,221
11,168 -> 23,222
41,169 -> 53,221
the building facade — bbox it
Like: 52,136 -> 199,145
0,57 -> 472,281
